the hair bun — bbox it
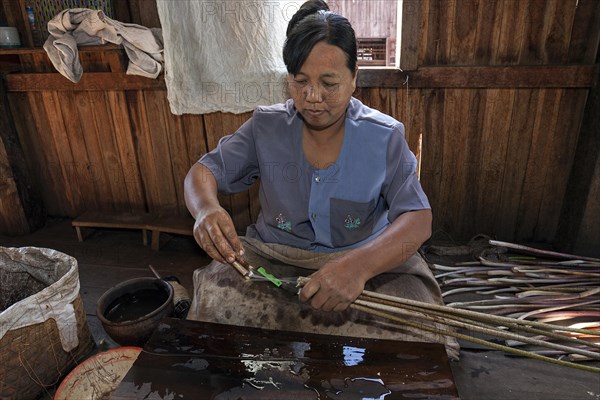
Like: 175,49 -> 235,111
286,0 -> 330,36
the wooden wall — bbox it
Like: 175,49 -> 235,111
332,0 -> 398,39
0,0 -> 598,256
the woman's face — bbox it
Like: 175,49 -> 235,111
288,41 -> 357,131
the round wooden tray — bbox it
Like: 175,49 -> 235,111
54,346 -> 142,400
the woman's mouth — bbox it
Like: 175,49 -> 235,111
304,109 -> 326,118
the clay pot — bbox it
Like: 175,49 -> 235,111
96,277 -> 174,346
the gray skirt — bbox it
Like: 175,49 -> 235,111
188,236 -> 459,359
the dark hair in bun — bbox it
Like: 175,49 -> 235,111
283,0 -> 357,76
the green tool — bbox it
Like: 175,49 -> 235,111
257,266 -> 282,287
255,266 -> 299,295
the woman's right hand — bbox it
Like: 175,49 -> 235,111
193,205 -> 244,264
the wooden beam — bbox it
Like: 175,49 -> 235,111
400,0 -> 421,70
5,72 -> 166,92
5,65 -> 598,92
358,65 -> 599,88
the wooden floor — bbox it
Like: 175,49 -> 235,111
1,218 -> 598,399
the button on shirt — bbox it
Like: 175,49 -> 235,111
199,97 -> 430,252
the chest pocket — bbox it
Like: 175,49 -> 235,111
330,198 -> 376,247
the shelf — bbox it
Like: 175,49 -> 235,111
0,44 -> 122,55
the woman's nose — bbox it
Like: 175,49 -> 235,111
305,83 -> 322,103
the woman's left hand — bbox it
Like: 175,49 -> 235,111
298,258 -> 368,312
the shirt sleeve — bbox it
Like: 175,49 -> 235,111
198,116 -> 260,194
382,123 -> 431,222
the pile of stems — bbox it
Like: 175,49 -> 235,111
431,241 -> 599,326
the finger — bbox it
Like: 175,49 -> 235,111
199,230 -> 224,261
321,298 -> 340,312
218,219 -> 244,258
299,279 -> 320,303
207,225 -> 237,263
333,302 -> 350,312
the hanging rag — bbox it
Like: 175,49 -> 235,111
43,8 -> 164,83
156,1 -> 298,115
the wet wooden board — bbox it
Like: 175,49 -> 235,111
112,318 -> 459,399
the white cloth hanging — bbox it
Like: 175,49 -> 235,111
156,1 -> 300,115
44,8 -> 164,83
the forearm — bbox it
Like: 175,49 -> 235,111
184,163 -> 220,219
340,209 -> 432,282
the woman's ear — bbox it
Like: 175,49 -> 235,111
352,66 -> 359,91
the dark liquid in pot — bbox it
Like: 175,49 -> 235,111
104,288 -> 168,323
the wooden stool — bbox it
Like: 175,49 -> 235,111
146,215 -> 195,251
71,212 -> 195,250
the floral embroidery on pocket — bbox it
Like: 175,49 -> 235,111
344,215 -> 361,230
276,213 -> 292,232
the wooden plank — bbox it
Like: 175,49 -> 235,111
495,89 -> 540,240
9,92 -> 60,215
449,0 -> 479,64
88,91 -> 132,212
545,0 -> 577,64
437,89 -> 471,238
71,91 -> 118,213
5,72 -> 166,92
472,89 -> 514,237
484,0 -> 505,64
158,91 -> 192,216
41,91 -> 81,217
492,0 -> 525,64
0,134 -> 29,235
455,89 -> 486,237
519,0 -> 549,64
0,75 -> 44,233
419,88 -> 446,207
419,0 -> 439,65
128,0 -> 161,28
400,0 -> 421,70
126,90 -> 162,213
567,0 -> 600,64
182,114 -> 208,164
515,89 -> 562,241
59,91 -> 100,213
106,91 -> 146,213
438,0 -> 455,65
357,65 -> 598,88
395,86 -> 419,154
535,89 -> 587,241
143,90 -> 179,215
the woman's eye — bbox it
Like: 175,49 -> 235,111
323,82 -> 339,88
294,80 -> 308,85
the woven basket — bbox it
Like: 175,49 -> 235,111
0,247 -> 94,400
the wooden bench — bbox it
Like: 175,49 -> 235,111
72,212 -> 195,250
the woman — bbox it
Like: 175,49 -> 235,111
185,0 -> 455,356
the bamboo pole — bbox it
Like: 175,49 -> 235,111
350,303 -> 600,374
489,240 -> 600,263
354,298 -> 600,359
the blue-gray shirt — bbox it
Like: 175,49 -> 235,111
199,97 -> 430,252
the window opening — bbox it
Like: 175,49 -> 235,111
329,0 -> 401,67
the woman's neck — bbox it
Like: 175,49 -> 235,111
302,119 -> 346,169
